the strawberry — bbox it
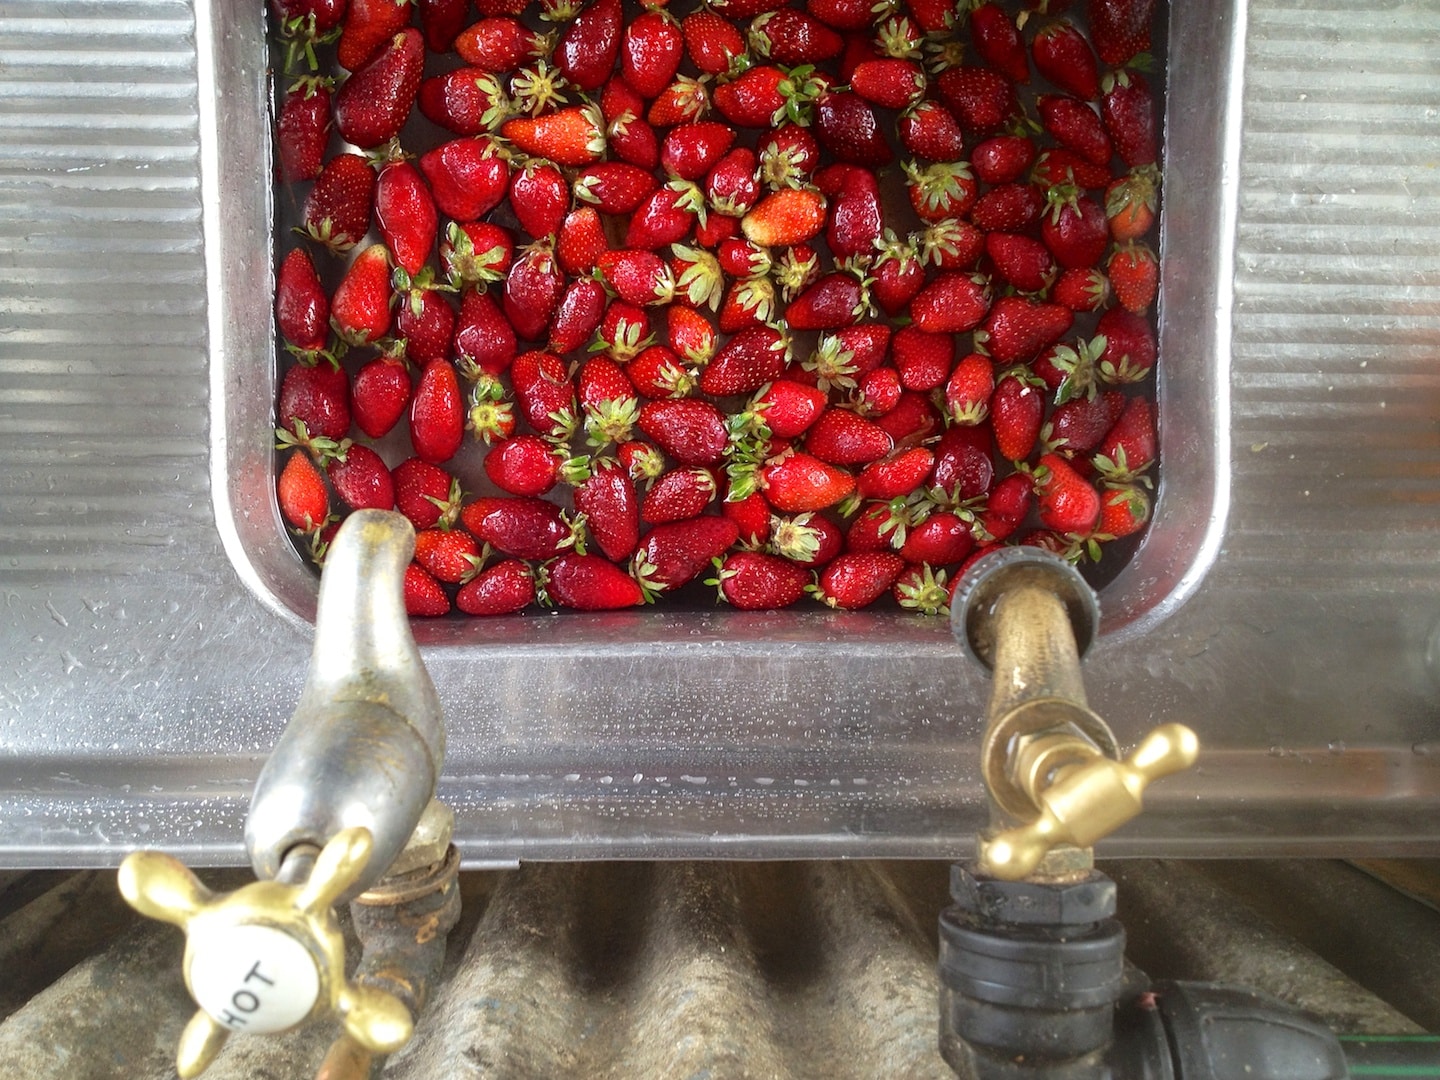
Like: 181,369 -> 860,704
338,0 -> 411,72
463,495 -> 580,559
970,3 -> 1028,83
826,169 -> 883,261
1095,307 -> 1156,383
578,354 -> 637,410
706,148 -> 762,217
1034,335 -> 1104,400
597,249 -> 675,306
540,553 -> 645,609
456,559 -> 536,615
638,398 -> 729,465
810,551 -> 904,609
661,122 -> 736,183
352,354 -> 411,438
976,296 -> 1073,364
1088,0 -> 1154,67
573,458 -> 640,560
850,58 -> 926,110
456,17 -> 554,71
277,359 -> 350,449
757,125 -> 820,191
272,0 -> 346,70
749,9 -> 843,64
454,289 -> 518,377
715,275 -> 772,332
417,0 -> 468,52
772,243 -> 822,301
1095,482 -> 1150,540
990,367 -> 1046,461
931,424 -> 995,503
549,276 -> 609,355
898,100 -> 965,161
393,459 -> 462,532
302,153 -> 375,252
1037,94 -> 1113,167
945,352 -> 994,425
574,162 -> 657,215
619,11 -> 684,100
845,501 -> 909,554
901,511 -> 974,565
334,29 -> 424,149
813,92 -> 893,168
594,302 -> 655,362
482,434 -> 560,496
1045,388 -> 1126,456
418,68 -> 509,136
910,273 -> 990,335
504,241 -> 565,342
404,563 -> 451,616
1105,166 -> 1160,242
641,466 -> 717,523
751,379 -> 828,438
1033,451 -> 1100,534
556,0 -> 622,90
710,551 -> 811,610
716,237 -> 770,280
605,108 -> 661,172
666,305 -> 719,366
808,0 -> 880,31
874,390 -> 941,442
647,75 -> 712,127
894,564 -> 951,616
786,273 -> 869,331
804,408 -> 893,466
871,232 -> 926,316
986,233 -> 1057,293
1100,69 -> 1158,168
410,360 -> 465,463
327,443 -> 395,511
278,450 -> 330,531
557,207 -> 611,275
1053,267 -> 1111,312
501,105 -> 607,166
760,451 -> 855,511
511,349 -> 577,439
1108,241 -> 1158,313
701,326 -> 789,396
1041,186 -> 1109,269
971,134 -> 1036,186
855,447 -> 934,501
1031,147 -> 1112,191
971,182 -> 1045,233
934,67 -> 1017,134
374,155 -> 438,277
510,161 -> 570,241
440,221 -> 513,288
721,490 -> 772,546
392,272 -> 455,366
414,527 -> 484,583
979,472 -> 1033,541
635,517 -> 740,592
277,76 -> 333,183
855,366 -> 902,416
625,182 -> 705,249
276,248 -> 330,354
683,10 -> 749,76
418,138 -> 510,222
770,509 -> 843,565
741,188 -> 827,248
904,161 -> 978,224
1031,20 -> 1100,100
1093,396 -> 1155,481
890,326 -> 954,392
331,243 -> 393,345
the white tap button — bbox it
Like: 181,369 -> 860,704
187,924 -> 321,1034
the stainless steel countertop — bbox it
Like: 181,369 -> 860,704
2,0 -> 1440,867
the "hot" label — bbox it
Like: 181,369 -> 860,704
188,924 -> 321,1034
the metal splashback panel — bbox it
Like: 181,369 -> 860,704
1,0 -> 1439,866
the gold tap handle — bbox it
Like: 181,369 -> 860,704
979,723 -> 1200,881
116,827 -> 414,1079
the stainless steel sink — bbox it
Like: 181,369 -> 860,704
2,0 -> 1439,867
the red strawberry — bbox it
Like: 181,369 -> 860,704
1093,396 -> 1156,481
663,306 -> 716,367
393,272 -> 456,366
741,188 -> 827,248
605,108 -> 661,171
1033,451 -> 1100,534
485,434 -> 562,496
328,443 -> 395,511
806,0 -> 875,30
970,182 -> 1045,233
872,233 -> 927,316
549,276 -> 608,355
410,360 -> 465,463
272,0 -> 347,65
594,302 -> 655,363
597,249 -> 675,306
573,458 -> 640,560
850,58 -> 926,110
1096,483 -> 1150,540
510,161 -> 570,241
804,408 -> 893,466
276,248 -> 329,354
904,161 -> 978,224
418,67 -> 509,136
970,3 -> 1029,83
702,326 -> 789,396
874,390 -> 941,442
1105,166 -> 1160,242
1088,0 -> 1154,67
638,399 -> 729,465
752,379 -> 828,438
890,326 -> 954,392
647,75 -> 711,128
786,273 -> 869,331
1095,307 -> 1156,383
898,100 -> 965,162
556,0 -> 622,90
711,551 -> 811,610
893,564 -> 952,616
414,527 -> 484,583
811,551 -> 904,609
455,17 -> 553,71
722,491 -> 772,547
635,517 -> 740,592
1045,388 -> 1126,456
972,135 -> 1036,186
625,181 -> 705,249
572,164 -> 653,218
556,207 -> 611,276
855,366 -> 902,416
760,452 -> 855,511
931,425 -> 995,503
900,513 -> 975,567
504,241 -> 565,342
417,0 -> 468,52
980,472 -> 1033,541
770,509 -> 843,565
403,563 -> 451,616
661,122 -> 736,182
844,501 -> 907,554
827,168 -> 884,261
334,29 -> 424,149
331,244 -> 393,345
748,9 -> 843,64
620,10 -> 684,100
1038,94 -> 1113,167
1053,266 -> 1111,312
1041,186 -> 1109,269
1108,241 -> 1158,313
454,289 -> 518,377
456,559 -> 536,615
418,138 -> 510,222
1032,20 -> 1100,100
1101,69 -> 1158,168
1031,147 -> 1112,191
813,91 -> 893,168
910,273 -> 990,334
394,458 -> 462,531
757,125 -> 820,191
501,105 -> 607,166
302,153 -> 375,252
986,233 -> 1057,293
990,367 -> 1046,461
683,10 -> 749,76
440,221 -> 513,289
338,0 -> 411,71
945,353 -> 994,425
855,447 -> 935,501
374,156 -> 438,276
641,466 -> 717,523
511,349 -> 577,439
706,147 -> 762,217
463,495 -> 580,559
278,450 -> 330,531
277,76 -> 333,182
352,354 -> 410,438
540,553 -> 645,609
934,67 -> 1017,134
976,296 -> 1073,364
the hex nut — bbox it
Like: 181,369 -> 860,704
950,863 -> 1117,927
